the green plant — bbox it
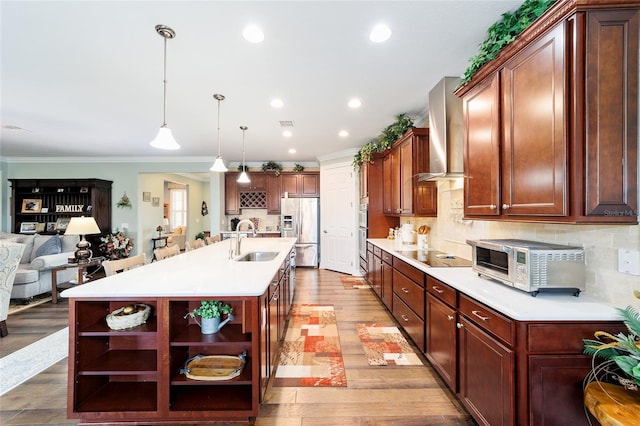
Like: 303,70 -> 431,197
185,300 -> 233,319
378,113 -> 414,150
262,161 -> 283,176
293,163 -> 304,172
460,0 -> 557,85
237,164 -> 249,172
195,232 -> 206,241
583,290 -> 640,391
116,192 -> 132,208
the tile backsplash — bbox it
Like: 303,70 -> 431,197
224,209 -> 280,232
411,179 -> 640,310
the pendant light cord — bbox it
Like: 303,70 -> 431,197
217,98 -> 222,157
162,36 -> 168,127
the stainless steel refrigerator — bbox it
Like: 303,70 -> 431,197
281,197 -> 319,267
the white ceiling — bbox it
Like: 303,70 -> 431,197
0,0 -> 521,164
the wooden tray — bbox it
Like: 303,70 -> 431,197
180,351 -> 247,381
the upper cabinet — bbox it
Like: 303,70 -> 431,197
382,128 -> 437,217
225,171 -> 319,215
457,1 -> 638,224
281,172 -> 320,197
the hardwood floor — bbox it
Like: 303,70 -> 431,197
0,268 -> 475,425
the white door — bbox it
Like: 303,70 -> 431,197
320,161 -> 357,274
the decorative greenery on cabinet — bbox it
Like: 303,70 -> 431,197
353,113 -> 415,170
460,0 -> 557,85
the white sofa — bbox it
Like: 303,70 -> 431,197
164,226 -> 186,251
0,233 -> 79,300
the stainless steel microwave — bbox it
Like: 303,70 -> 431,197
466,239 -> 585,296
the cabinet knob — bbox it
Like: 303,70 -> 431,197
502,203 -> 510,210
490,204 -> 496,210
447,315 -> 454,321
456,323 -> 464,329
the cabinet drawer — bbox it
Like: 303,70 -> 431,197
367,242 -> 373,253
426,277 -> 456,307
392,293 -> 425,352
392,257 -> 425,287
526,321 -> 626,353
373,245 -> 382,257
459,294 -> 514,347
381,250 -> 393,265
393,269 -> 425,319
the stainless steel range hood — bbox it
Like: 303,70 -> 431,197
418,76 -> 464,181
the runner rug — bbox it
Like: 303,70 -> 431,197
340,275 -> 368,289
274,304 -> 347,387
356,323 -> 423,366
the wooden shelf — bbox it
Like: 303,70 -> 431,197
169,385 -> 253,411
78,349 -> 157,375
75,381 -> 157,412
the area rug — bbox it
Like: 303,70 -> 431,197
8,294 -> 52,315
0,327 -> 69,395
340,275 -> 369,289
274,304 -> 347,387
356,323 -> 423,366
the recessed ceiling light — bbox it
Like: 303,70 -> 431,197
271,98 -> 284,108
339,130 -> 349,137
288,148 -> 296,154
283,130 -> 292,138
243,25 -> 264,43
348,98 -> 362,109
370,23 -> 391,43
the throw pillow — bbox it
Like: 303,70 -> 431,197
175,227 -> 183,235
34,235 -> 62,258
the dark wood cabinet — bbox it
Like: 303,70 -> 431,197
238,173 -> 266,191
266,173 -> 282,214
457,2 -> 638,224
224,173 -> 240,215
425,278 -> 458,391
281,172 -> 320,197
9,178 -> 112,235
381,251 -> 393,309
382,128 -> 436,217
358,161 -> 368,202
391,257 -> 425,351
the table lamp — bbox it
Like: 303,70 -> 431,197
65,216 -> 101,264
163,217 -> 170,232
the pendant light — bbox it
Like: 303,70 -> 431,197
237,126 -> 251,183
210,93 -> 228,172
150,25 -> 180,150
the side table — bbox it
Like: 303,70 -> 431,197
584,381 -> 640,425
51,258 -> 103,304
151,237 -> 168,261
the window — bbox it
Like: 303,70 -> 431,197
170,188 -> 187,230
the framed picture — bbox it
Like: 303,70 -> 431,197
143,192 -> 151,202
152,197 -> 160,207
55,217 -> 71,232
35,223 -> 46,233
21,198 -> 42,213
46,222 -> 57,232
20,222 -> 38,234
41,207 -> 49,213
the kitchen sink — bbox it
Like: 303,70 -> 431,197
235,251 -> 279,262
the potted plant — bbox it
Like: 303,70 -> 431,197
583,290 -> 640,391
262,161 -> 283,176
195,231 -> 206,241
185,300 -> 234,334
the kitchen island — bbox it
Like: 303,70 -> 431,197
367,238 -> 625,426
61,238 -> 296,424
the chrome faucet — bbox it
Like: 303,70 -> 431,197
230,219 -> 257,258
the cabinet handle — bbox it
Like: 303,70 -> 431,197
431,285 -> 444,294
401,287 -> 409,294
472,310 -> 489,321
401,315 -> 409,322
490,204 -> 496,210
456,322 -> 464,329
502,203 -> 510,210
447,315 -> 455,321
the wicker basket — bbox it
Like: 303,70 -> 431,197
106,304 -> 151,330
180,351 -> 247,381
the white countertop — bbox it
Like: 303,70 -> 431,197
61,238 -> 296,299
368,238 -> 620,321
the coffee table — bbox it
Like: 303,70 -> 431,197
51,258 -> 103,304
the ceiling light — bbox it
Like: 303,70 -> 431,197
243,25 -> 264,43
210,94 -> 228,172
369,23 -> 391,43
288,148 -> 296,154
339,130 -> 349,137
348,98 -> 362,109
150,25 -> 180,150
282,130 -> 292,138
237,126 -> 251,183
271,98 -> 284,108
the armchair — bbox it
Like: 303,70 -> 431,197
1,241 -> 26,337
165,226 -> 186,251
